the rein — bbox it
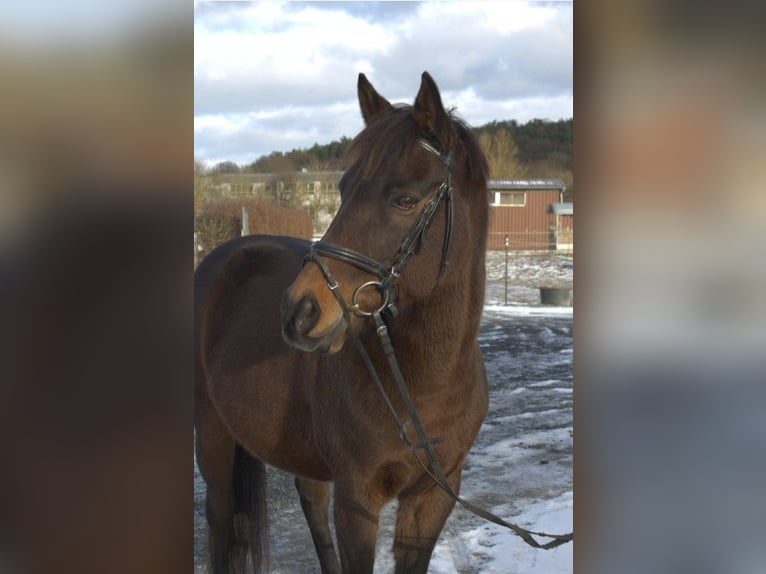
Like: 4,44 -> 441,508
365,309 -> 573,550
304,138 -> 573,550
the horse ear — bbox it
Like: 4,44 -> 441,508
413,71 -> 451,146
358,73 -> 393,125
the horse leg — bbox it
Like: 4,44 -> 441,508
195,420 -> 237,574
392,470 -> 462,574
332,481 -> 383,574
196,387 -> 270,574
295,477 -> 340,574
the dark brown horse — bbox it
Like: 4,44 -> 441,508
195,72 -> 490,573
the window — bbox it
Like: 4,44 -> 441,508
491,191 -> 526,206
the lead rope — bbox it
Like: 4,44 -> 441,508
366,311 -> 573,550
310,251 -> 573,549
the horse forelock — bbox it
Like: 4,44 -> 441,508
340,107 -> 489,197
341,107 -> 419,184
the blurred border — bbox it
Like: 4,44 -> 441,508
0,2 -> 191,573
576,1 -> 766,572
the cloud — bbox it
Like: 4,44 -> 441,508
194,3 -> 394,113
194,0 -> 572,164
195,102 -> 361,167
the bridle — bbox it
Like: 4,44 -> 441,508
303,137 -> 454,318
300,135 -> 573,550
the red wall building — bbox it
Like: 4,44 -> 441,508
486,179 -> 572,251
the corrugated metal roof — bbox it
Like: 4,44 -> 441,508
549,202 -> 573,215
488,178 -> 566,190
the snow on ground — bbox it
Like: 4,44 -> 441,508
484,251 -> 572,309
484,304 -> 572,317
447,267 -> 573,573
429,492 -> 573,574
194,252 -> 573,573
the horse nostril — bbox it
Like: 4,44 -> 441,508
289,293 -> 320,336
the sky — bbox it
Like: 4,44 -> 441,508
194,1 -> 573,167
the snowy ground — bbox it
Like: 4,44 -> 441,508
484,250 -> 573,307
194,251 -> 573,573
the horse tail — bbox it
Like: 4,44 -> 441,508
229,444 -> 270,573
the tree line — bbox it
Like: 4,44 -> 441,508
194,117 -> 573,264
204,118 -> 573,201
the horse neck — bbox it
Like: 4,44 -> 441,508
388,249 -> 486,362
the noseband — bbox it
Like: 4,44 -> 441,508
304,138 -> 454,317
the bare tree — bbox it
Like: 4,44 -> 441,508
194,212 -> 239,260
194,197 -> 313,262
478,128 -> 526,179
194,159 -> 213,211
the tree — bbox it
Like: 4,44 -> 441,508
210,160 -> 241,174
194,159 -> 213,211
247,152 -> 296,173
306,156 -> 331,172
194,197 -> 313,263
195,212 -> 239,258
477,128 -> 526,179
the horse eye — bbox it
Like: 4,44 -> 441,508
393,195 -> 418,211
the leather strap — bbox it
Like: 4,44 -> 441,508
367,311 -> 574,550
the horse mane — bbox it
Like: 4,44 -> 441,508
340,106 -> 489,196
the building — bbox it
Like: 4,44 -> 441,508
548,202 -> 573,252
205,172 -> 573,252
210,171 -> 344,204
208,171 -> 344,233
487,179 -> 572,251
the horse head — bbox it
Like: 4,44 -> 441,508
282,72 -> 487,353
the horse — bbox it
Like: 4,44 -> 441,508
194,71 -> 490,574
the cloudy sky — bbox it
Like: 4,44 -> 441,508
194,1 -> 572,167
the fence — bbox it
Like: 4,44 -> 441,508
195,221 -> 572,269
487,231 -> 573,253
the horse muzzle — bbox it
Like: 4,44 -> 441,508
281,287 -> 347,354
